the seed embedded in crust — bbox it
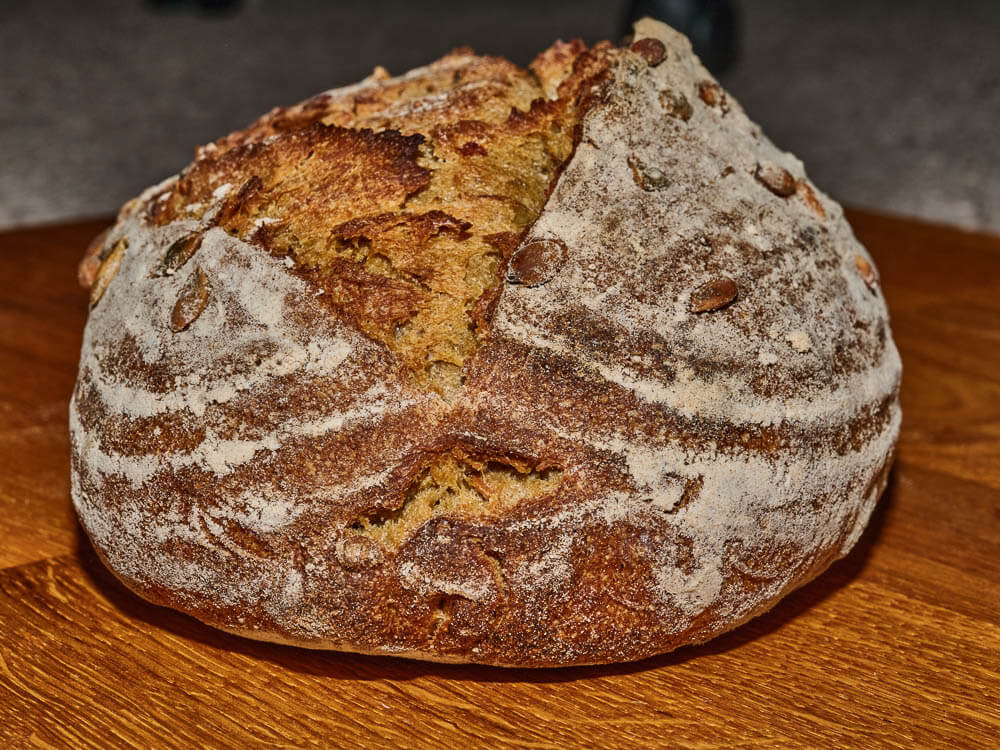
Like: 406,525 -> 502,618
156,232 -> 203,277
854,254 -> 879,290
507,239 -> 568,287
89,238 -> 127,307
690,277 -> 739,313
631,38 -> 667,66
170,266 -> 210,332
659,90 -> 693,121
697,81 -> 727,111
337,535 -> 382,571
79,227 -> 110,288
796,179 -> 826,218
627,156 -> 671,191
755,162 -> 797,197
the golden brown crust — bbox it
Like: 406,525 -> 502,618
140,44 -> 613,398
70,20 -> 901,667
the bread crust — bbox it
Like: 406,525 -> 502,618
70,19 -> 901,667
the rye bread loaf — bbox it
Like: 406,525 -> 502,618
70,19 -> 901,667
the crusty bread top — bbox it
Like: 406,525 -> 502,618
142,42 -> 613,398
71,19 -> 901,666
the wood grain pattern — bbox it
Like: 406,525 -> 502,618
1,212 -> 998,748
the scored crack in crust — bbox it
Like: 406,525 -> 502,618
144,41 -> 612,399
70,19 -> 901,667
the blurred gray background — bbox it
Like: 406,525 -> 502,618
1,0 -> 998,232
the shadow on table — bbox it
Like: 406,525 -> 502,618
76,469 -> 896,684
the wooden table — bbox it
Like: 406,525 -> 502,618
1,212 -> 997,748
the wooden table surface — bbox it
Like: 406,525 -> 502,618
0,211 -> 997,749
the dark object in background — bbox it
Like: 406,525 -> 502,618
624,0 -> 738,74
148,0 -> 243,14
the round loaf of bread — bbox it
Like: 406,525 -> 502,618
71,19 -> 901,666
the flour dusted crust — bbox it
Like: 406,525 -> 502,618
71,19 -> 901,667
